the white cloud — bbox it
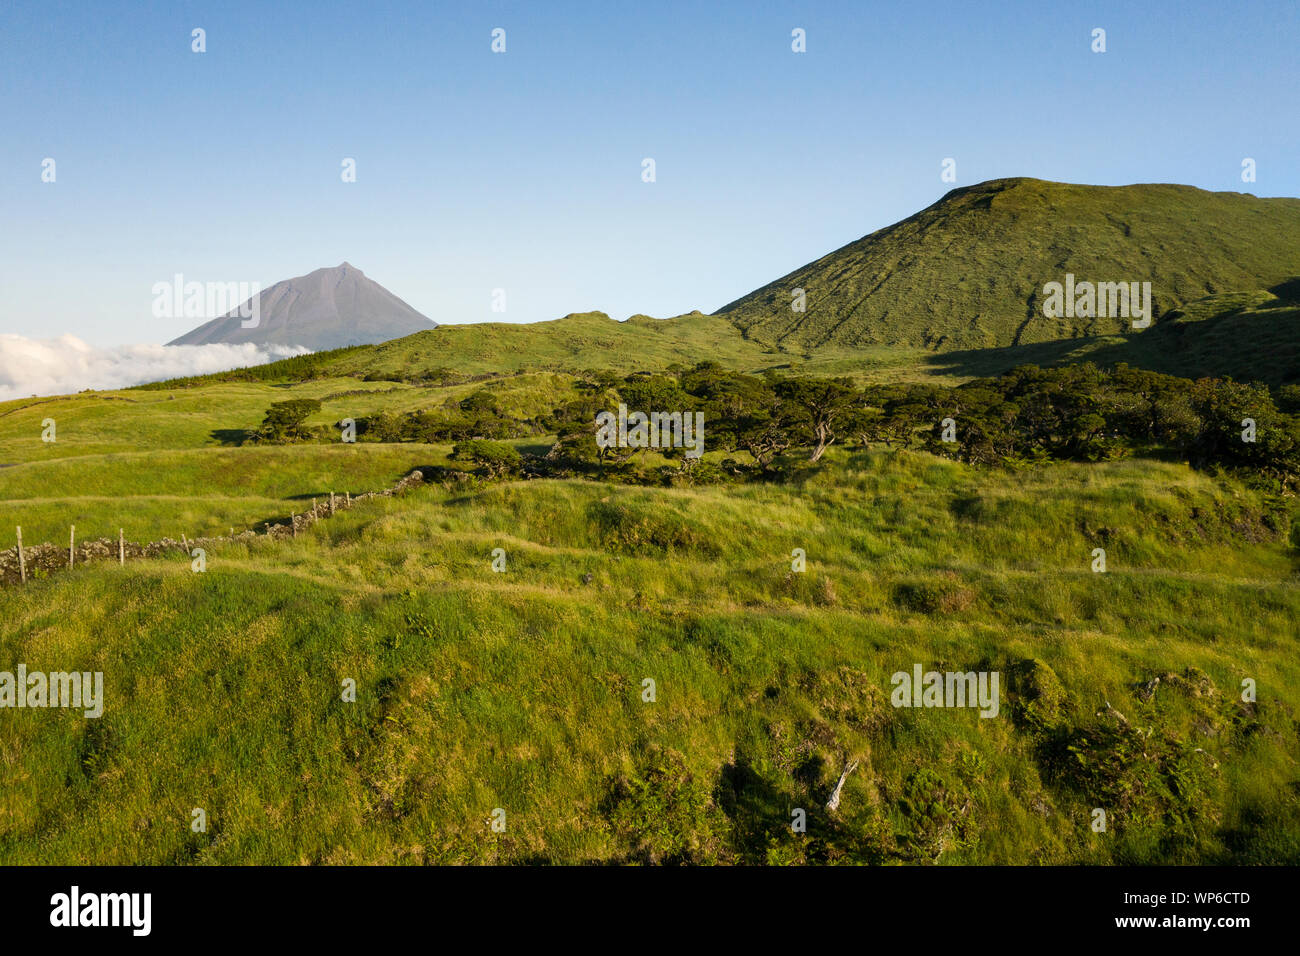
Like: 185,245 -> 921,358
0,335 -> 311,401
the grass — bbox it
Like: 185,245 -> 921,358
0,372 -> 577,544
121,311 -> 994,394
925,283 -> 1300,387
0,445 -> 440,546
2,447 -> 1297,864
719,178 -> 1300,352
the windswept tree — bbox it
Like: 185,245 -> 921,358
677,362 -> 788,468
738,419 -> 790,470
452,439 -> 522,478
257,399 -> 321,442
777,377 -> 857,461
617,374 -> 693,419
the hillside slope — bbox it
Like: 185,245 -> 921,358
718,179 -> 1300,352
924,278 -> 1300,386
325,310 -> 788,377
2,451 -> 1297,864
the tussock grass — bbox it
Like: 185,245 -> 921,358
2,447 -> 1296,864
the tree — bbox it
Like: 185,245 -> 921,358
677,364 -> 783,461
452,439 -> 521,478
365,410 -> 406,442
738,420 -> 790,470
257,399 -> 321,442
776,377 -> 856,461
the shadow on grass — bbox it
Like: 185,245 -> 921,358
209,428 -> 253,446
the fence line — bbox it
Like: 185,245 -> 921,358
2,470 -> 427,587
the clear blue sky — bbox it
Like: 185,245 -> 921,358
2,0 -> 1297,345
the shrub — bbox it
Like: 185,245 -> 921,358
602,750 -> 729,863
1006,658 -> 1070,731
450,439 -> 521,479
587,499 -> 714,555
256,399 -> 321,442
893,572 -> 976,615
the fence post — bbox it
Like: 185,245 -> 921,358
292,514 -> 297,539
16,526 -> 25,583
119,528 -> 124,565
69,525 -> 75,568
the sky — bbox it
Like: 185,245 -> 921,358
1,0 -> 1297,348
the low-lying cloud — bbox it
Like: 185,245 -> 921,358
0,335 -> 310,401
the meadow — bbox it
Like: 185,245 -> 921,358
1,437 -> 1297,864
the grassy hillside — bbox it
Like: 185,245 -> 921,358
0,373 -> 575,545
718,178 -> 1300,352
925,279 -> 1300,386
2,449 -> 1297,864
41,179 -> 1289,402
131,310 -> 962,390
327,311 -> 783,378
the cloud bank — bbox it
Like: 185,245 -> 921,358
0,335 -> 310,401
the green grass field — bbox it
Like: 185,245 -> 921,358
2,436 -> 1297,864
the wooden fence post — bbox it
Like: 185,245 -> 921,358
69,525 -> 75,568
119,528 -> 124,565
16,526 -> 25,583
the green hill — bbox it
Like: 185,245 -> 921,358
112,180 -> 1300,395
924,278 -> 1300,386
5,294 -> 1300,865
329,311 -> 781,378
718,178 -> 1300,352
136,309 -> 914,387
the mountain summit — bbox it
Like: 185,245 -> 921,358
717,178 -> 1300,351
167,262 -> 435,351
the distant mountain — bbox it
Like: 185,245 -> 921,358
167,263 -> 435,350
717,178 -> 1300,352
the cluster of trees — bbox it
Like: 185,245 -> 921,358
545,362 -> 1300,489
139,349 -> 371,390
254,363 -> 1300,490
543,366 -> 857,474
363,388 -> 538,443
878,365 -> 1300,488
